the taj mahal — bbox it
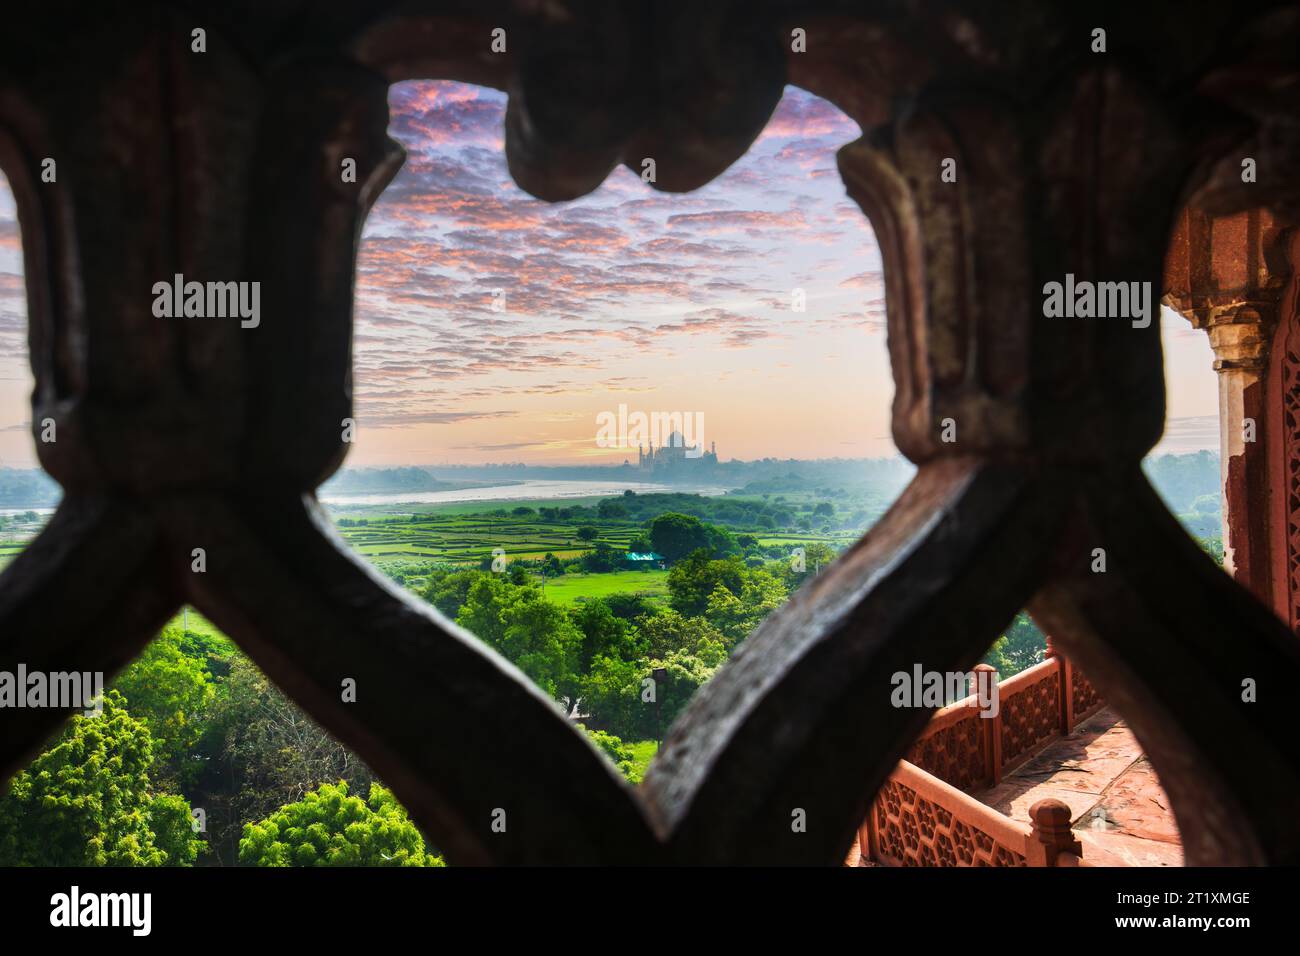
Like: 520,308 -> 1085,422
632,431 -> 719,475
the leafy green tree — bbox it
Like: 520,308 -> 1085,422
634,608 -> 728,664
1143,450 -> 1219,514
580,651 -> 717,741
150,793 -> 206,866
577,655 -> 644,739
579,725 -> 639,782
981,612 -> 1047,677
206,654 -> 377,864
0,691 -> 203,866
577,525 -> 600,541
456,576 -> 581,699
604,593 -> 654,621
667,550 -> 745,617
1198,533 -> 1225,566
648,513 -> 713,562
570,598 -> 641,672
580,541 -> 621,572
111,626 -> 216,787
704,567 -> 789,645
596,500 -> 628,519
803,542 -> 837,570
422,569 -> 488,620
239,781 -> 440,866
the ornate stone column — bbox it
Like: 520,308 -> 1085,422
1265,229 -> 1300,632
1164,207 -> 1294,624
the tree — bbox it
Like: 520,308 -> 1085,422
577,525 -> 600,541
150,793 -> 206,866
628,533 -> 653,553
667,550 -> 744,617
580,651 -> 718,741
422,568 -> 486,620
704,567 -> 789,645
579,725 -> 639,782
634,608 -> 727,664
648,512 -> 713,562
570,598 -> 641,673
783,541 -> 836,587
580,541 -> 621,573
239,781 -> 440,866
456,576 -> 581,699
981,612 -> 1047,677
604,593 -> 654,621
596,500 -> 628,519
0,691 -> 203,866
206,654 -> 377,864
111,626 -> 216,787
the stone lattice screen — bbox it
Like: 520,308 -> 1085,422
870,762 -> 1030,867
999,661 -> 1067,770
906,693 -> 992,791
905,654 -> 1107,794
1072,665 -> 1105,720
1,3 -> 1299,865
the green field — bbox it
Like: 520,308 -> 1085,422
528,569 -> 669,606
338,513 -> 638,564
331,495 -> 857,569
626,739 -> 658,780
328,495 -> 611,519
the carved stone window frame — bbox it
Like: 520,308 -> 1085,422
1,4 -> 1298,865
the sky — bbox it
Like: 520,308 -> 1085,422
0,81 -> 1217,470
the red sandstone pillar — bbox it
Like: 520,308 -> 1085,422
1266,229 -> 1300,632
1026,799 -> 1082,867
974,663 -> 1002,786
1165,208 -> 1292,627
1045,637 -> 1076,733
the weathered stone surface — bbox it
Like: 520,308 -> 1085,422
0,1 -> 1298,865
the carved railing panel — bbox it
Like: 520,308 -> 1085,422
870,762 -> 1028,867
1071,665 -> 1104,721
906,701 -> 990,792
999,661 -> 1064,770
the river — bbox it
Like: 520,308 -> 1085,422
317,478 -> 733,508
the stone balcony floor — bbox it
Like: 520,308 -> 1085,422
972,707 -> 1183,866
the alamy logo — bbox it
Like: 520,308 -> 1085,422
152,273 -> 261,328
0,665 -> 103,716
595,404 -> 705,458
891,665 -> 999,718
50,886 -> 151,936
1041,274 -> 1152,328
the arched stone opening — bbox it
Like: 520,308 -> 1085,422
0,3 -> 1297,866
